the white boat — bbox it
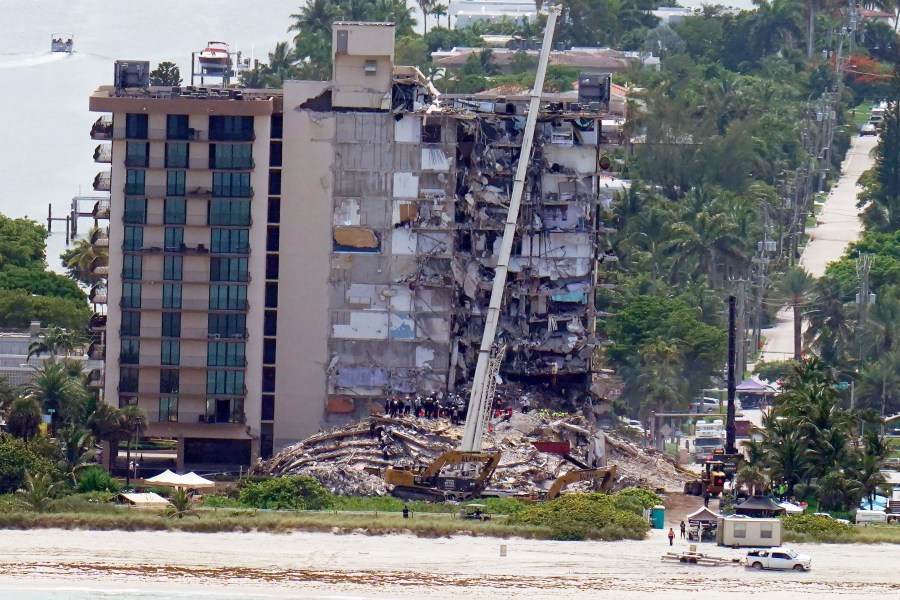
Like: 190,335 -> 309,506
51,32 -> 74,54
198,41 -> 231,73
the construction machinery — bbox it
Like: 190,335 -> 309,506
684,458 -> 727,498
383,7 -> 562,502
532,439 -> 617,500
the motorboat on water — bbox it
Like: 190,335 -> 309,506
198,41 -> 231,73
51,33 -> 74,53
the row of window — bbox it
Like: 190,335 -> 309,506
260,114 -> 281,461
119,367 -> 245,395
119,339 -> 246,367
120,312 -> 247,338
121,283 -> 248,309
124,170 -> 251,197
155,398 -> 246,423
125,114 -> 254,141
125,198 -> 251,226
125,142 -> 253,169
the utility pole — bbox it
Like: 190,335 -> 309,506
726,296 -> 737,456
857,253 -> 873,363
735,279 -> 747,378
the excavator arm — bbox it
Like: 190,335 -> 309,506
545,465 -> 617,500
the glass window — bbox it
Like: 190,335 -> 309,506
125,169 -> 145,195
206,369 -> 245,395
121,311 -> 141,336
166,115 -> 189,140
160,369 -> 179,394
162,283 -> 182,309
262,366 -> 276,392
210,229 -> 249,254
268,170 -> 281,195
210,143 -> 252,169
207,342 -> 245,367
123,226 -> 143,251
121,282 -> 141,308
209,115 -> 253,141
119,367 -> 139,393
208,313 -> 246,338
269,141 -> 282,167
120,339 -> 140,364
270,114 -> 283,139
212,172 -> 251,197
267,198 -> 280,223
161,340 -> 180,365
167,170 -> 186,196
164,198 -> 186,224
164,255 -> 183,280
209,200 -> 250,226
166,142 -> 189,168
265,282 -> 278,308
209,285 -> 247,310
122,254 -> 142,279
159,397 -> 178,421
161,312 -> 181,337
265,254 -> 279,280
263,338 -> 276,364
125,113 -> 148,139
760,523 -> 773,539
124,197 -> 146,224
210,257 -> 249,282
264,310 -> 277,336
266,227 -> 279,252
164,227 -> 184,251
734,523 -> 746,538
125,141 -> 149,167
261,394 -> 275,421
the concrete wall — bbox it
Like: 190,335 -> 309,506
275,80 -> 335,449
331,23 -> 395,110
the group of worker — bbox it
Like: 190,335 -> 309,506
383,394 -> 469,424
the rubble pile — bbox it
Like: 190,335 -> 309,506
256,411 -> 693,497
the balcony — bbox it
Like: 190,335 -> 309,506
133,243 -> 211,255
124,155 -> 149,168
89,284 -> 107,304
87,341 -> 105,360
134,214 -> 210,226
93,171 -> 111,192
90,257 -> 108,277
86,368 -> 104,388
88,313 -> 107,331
93,143 -> 112,163
143,410 -> 247,425
92,199 -> 110,219
90,116 -> 113,140
136,382 -> 247,398
112,128 -> 210,142
134,355 -> 247,368
122,327 -> 245,340
90,228 -> 109,248
212,186 -> 253,199
136,270 -> 211,284
121,298 -> 249,312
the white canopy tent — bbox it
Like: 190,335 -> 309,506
778,501 -> 805,514
145,470 -> 215,489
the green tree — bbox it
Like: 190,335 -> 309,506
165,487 -> 200,519
87,403 -> 125,470
55,426 -> 95,484
149,61 -> 182,86
27,326 -> 85,362
290,0 -> 338,38
24,362 -> 88,434
0,435 -> 55,494
778,266 -> 814,359
6,397 -> 42,443
60,230 -> 108,286
121,405 -> 147,487
15,472 -> 57,513
238,475 -> 333,509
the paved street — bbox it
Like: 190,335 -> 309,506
757,135 -> 877,364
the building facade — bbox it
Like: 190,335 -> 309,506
88,22 -> 624,467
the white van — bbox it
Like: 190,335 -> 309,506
855,510 -> 887,524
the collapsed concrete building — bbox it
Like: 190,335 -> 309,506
311,23 -> 629,429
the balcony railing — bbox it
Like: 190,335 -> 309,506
136,383 -> 247,397
93,143 -> 112,163
128,213 -> 210,226
122,327 -> 246,340
120,298 -> 249,311
112,128 -> 216,142
93,172 -> 111,191
87,342 -> 105,360
135,270 -> 211,283
132,243 -> 211,255
89,314 -> 107,331
87,368 -> 104,388
143,411 -> 247,425
89,285 -> 107,304
133,354 -> 246,368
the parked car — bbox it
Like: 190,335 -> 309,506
861,123 -> 878,136
691,398 -> 721,413
813,512 -> 851,524
744,548 -> 811,571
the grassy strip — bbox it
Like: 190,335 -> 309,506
0,508 -> 558,539
784,526 -> 900,544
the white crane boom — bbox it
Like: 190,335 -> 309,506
460,6 -> 561,452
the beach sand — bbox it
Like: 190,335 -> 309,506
0,527 -> 897,599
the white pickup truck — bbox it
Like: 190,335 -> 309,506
744,548 -> 812,571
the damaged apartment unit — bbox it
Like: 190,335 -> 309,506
86,22 -> 626,466
302,24 -> 627,423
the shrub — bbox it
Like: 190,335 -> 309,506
238,475 -> 333,510
0,435 -> 57,494
76,466 -> 121,494
508,493 -> 650,541
613,487 -> 661,511
782,513 -> 855,538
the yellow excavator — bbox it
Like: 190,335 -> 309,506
383,9 -> 564,503
533,439 -> 617,500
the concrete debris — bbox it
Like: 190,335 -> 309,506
256,408 -> 692,497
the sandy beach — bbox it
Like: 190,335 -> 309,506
0,527 -> 897,599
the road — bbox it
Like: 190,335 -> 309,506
757,135 -> 877,364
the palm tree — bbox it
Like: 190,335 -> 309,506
56,426 -> 96,484
0,375 -> 15,416
777,266 -> 814,359
735,462 -> 768,496
15,472 -> 57,513
804,277 -> 853,364
60,230 -> 108,286
87,403 -> 126,470
855,354 -> 900,417
864,284 -> 900,358
289,0 -> 337,38
121,405 -> 147,487
751,0 -> 803,56
27,326 -> 82,363
6,397 -> 42,443
855,453 -> 887,510
631,341 -> 688,418
165,487 -> 200,519
417,0 -> 435,34
431,3 -> 449,29
24,362 -> 88,434
669,209 -> 746,287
